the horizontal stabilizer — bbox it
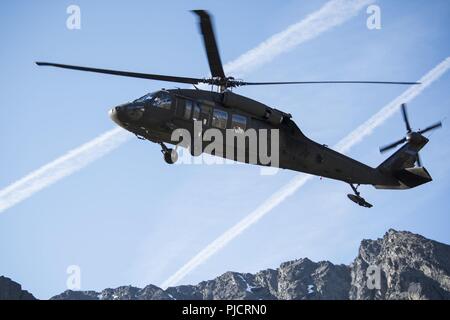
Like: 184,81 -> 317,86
395,167 -> 432,188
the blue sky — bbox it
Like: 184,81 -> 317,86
1,0 -> 449,299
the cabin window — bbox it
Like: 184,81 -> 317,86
153,92 -> 172,110
212,109 -> 228,129
200,105 -> 212,126
184,100 -> 192,119
231,114 -> 247,132
192,103 -> 200,121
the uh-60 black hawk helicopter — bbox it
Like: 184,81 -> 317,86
36,10 -> 442,208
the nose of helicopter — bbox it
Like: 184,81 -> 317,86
109,107 -> 123,127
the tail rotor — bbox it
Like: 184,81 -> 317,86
379,103 -> 442,167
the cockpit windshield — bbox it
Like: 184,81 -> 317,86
134,92 -> 156,103
133,91 -> 172,110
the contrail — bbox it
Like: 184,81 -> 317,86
0,128 -> 131,213
224,0 -> 374,77
335,57 -> 450,153
161,57 -> 450,289
0,0 -> 372,214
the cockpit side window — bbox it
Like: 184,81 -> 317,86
153,92 -> 172,110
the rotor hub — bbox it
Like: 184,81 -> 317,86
406,132 -> 422,144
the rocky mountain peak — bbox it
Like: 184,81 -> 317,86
0,276 -> 35,300
350,229 -> 450,300
2,230 -> 449,300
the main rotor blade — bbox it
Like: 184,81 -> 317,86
192,10 -> 226,79
418,122 -> 443,135
401,103 -> 412,133
36,62 -> 204,85
236,80 -> 421,86
379,137 -> 407,153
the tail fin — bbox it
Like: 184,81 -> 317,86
375,138 -> 432,189
375,103 -> 441,190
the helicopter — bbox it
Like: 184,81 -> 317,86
36,10 -> 442,208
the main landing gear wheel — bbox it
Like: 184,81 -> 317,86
160,143 -> 178,164
164,149 -> 178,164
